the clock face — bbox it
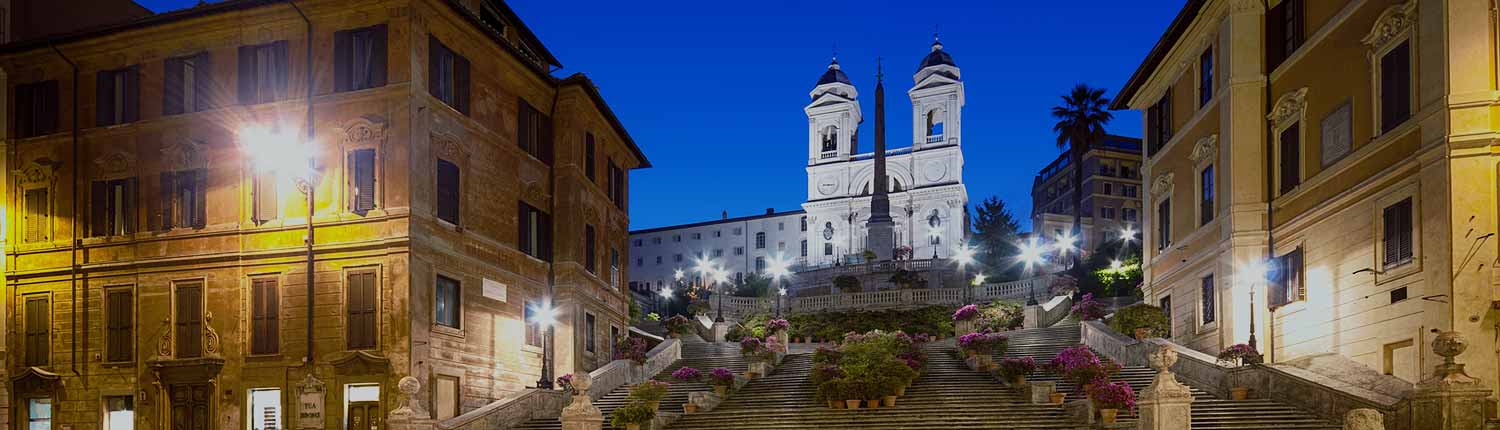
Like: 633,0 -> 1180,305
817,176 -> 839,196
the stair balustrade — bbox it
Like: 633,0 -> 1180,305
706,275 -> 1056,320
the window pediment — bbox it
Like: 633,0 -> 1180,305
1151,173 -> 1176,197
1362,2 -> 1417,54
1267,87 -> 1309,131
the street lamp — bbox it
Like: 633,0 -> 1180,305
1120,227 -> 1138,243
768,255 -> 791,317
528,301 -> 558,389
239,125 -> 318,364
954,244 -> 976,303
712,268 -> 729,323
1016,238 -> 1046,305
1240,259 -> 1274,351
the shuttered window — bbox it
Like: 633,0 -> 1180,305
95,66 -> 140,127
584,133 -> 597,182
1383,197 -> 1414,268
1200,276 -> 1215,324
434,275 -> 460,329
163,52 -> 212,115
174,283 -> 204,359
436,159 -> 461,225
347,271 -> 378,349
24,188 -> 50,243
91,178 -> 137,237
160,169 -> 207,230
348,149 -> 376,215
251,278 -> 279,355
1380,41 -> 1412,134
24,296 -> 49,366
1266,0 -> 1304,70
428,36 -> 470,115
253,170 -> 277,224
1198,48 -> 1213,107
1145,93 -> 1172,156
517,99 -> 553,163
15,80 -> 59,138
518,202 -> 552,261
1199,165 -> 1214,225
1279,123 -> 1301,194
334,25 -> 388,93
105,289 -> 133,362
585,224 -> 597,274
1269,247 -> 1305,309
237,41 -> 289,105
1156,198 -> 1171,250
608,160 -> 625,209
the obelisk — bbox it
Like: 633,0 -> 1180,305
867,58 -> 895,261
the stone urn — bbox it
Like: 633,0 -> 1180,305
683,403 -> 698,414
1049,392 -> 1065,404
1099,408 -> 1120,424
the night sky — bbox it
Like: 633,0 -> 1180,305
135,0 -> 1185,232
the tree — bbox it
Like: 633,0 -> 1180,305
969,196 -> 1023,281
1051,84 -> 1114,264
732,273 -> 774,298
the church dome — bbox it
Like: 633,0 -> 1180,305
817,59 -> 852,86
918,39 -> 956,70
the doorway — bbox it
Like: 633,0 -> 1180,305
344,384 -> 382,430
169,384 -> 211,430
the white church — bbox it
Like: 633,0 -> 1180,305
627,39 -> 969,289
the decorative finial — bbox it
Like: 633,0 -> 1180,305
932,25 -> 944,51
876,56 -> 884,82
829,43 -> 840,69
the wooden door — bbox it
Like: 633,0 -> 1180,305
169,384 -> 210,430
347,401 -> 382,430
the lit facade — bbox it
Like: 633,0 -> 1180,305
1029,135 -> 1144,255
0,0 -> 648,428
1116,0 -> 1498,393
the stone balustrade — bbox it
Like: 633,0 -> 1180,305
707,275 -> 1056,320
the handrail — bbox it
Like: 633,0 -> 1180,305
435,389 -> 566,430
707,275 -> 1056,319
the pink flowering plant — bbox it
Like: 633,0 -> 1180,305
1217,344 -> 1263,367
664,315 -> 695,336
740,336 -> 775,361
671,367 -> 702,382
1087,381 -> 1137,411
953,304 -> 980,322
1070,293 -> 1107,321
997,357 -> 1036,381
1049,346 -> 1119,392
767,319 -> 791,332
957,332 -> 1008,355
708,367 -> 736,387
613,337 -> 648,364
556,374 -> 576,394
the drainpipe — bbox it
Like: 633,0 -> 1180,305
541,79 -> 561,388
51,45 -> 80,379
279,0 -> 316,365
1261,0 -> 1276,364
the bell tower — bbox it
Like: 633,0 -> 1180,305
805,58 -> 862,165
910,37 -> 964,151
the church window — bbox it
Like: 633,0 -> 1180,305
801,240 -> 808,257
820,125 -> 839,154
926,109 -> 945,143
800,216 -> 807,231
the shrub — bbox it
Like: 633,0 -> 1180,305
811,364 -> 845,384
626,380 -> 669,403
646,312 -> 661,321
739,336 -> 774,361
953,304 -> 980,322
1217,344 -> 1262,367
609,402 -> 656,427
834,275 -> 862,293
815,379 -> 847,402
812,347 -> 843,365
997,357 -> 1036,381
613,337 -> 648,364
708,367 -> 736,387
1049,346 -> 1118,392
1087,381 -> 1137,412
957,332 -> 1008,355
1070,293 -> 1107,321
767,319 -> 790,332
977,300 -> 1024,331
1108,304 -> 1169,337
664,315 -> 695,336
556,374 -> 575,394
671,367 -> 702,382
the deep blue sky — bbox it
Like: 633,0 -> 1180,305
139,0 -> 1184,232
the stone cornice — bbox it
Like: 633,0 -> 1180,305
1128,0 -> 1264,110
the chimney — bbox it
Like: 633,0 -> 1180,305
766,207 -> 775,215
722,210 -> 728,220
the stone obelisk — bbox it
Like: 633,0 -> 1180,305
867,58 -> 895,261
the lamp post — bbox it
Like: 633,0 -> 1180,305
1017,238 -> 1047,306
954,244 -> 976,304
712,269 -> 729,323
529,302 -> 558,389
768,255 -> 791,317
239,125 -> 318,364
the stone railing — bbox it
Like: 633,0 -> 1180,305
1078,320 -> 1412,430
1037,295 -> 1072,327
708,275 -> 1056,320
435,389 -> 567,430
588,338 -> 681,399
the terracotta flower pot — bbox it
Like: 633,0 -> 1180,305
1049,392 -> 1066,404
1009,376 -> 1026,386
745,371 -> 759,379
1099,408 -> 1119,424
895,385 -> 907,396
1230,387 -> 1250,400
865,399 -> 880,409
714,385 -> 727,396
647,400 -> 660,411
845,399 -> 862,409
683,403 -> 698,413
626,424 -> 642,430
1134,328 -> 1152,340
828,400 -> 840,409
965,350 -> 978,359
883,395 -> 897,407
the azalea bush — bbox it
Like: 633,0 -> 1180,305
610,402 -> 656,427
627,380 -> 669,403
739,336 -> 775,361
614,337 -> 649,364
1217,344 -> 1263,367
1086,381 -> 1137,411
664,315 -> 695,336
767,319 -> 791,332
1049,346 -> 1119,392
957,332 -> 1008,356
997,357 -> 1036,381
812,346 -> 843,365
976,300 -> 1024,331
708,367 -> 736,387
1070,293 -> 1107,321
811,364 -> 845,384
953,304 -> 980,322
556,374 -> 575,394
671,367 -> 702,382
809,330 -> 926,401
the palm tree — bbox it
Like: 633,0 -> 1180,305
1051,83 -> 1114,265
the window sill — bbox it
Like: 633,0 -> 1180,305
244,353 -> 284,363
1196,321 -> 1217,335
436,219 -> 462,232
1376,259 -> 1421,286
101,360 -> 136,369
432,324 -> 466,339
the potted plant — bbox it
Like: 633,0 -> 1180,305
1070,293 -> 1107,321
1086,381 -> 1136,424
627,380 -> 669,411
671,367 -> 702,384
817,379 -> 847,409
1049,346 -> 1118,394
665,315 -> 695,339
953,304 -> 980,335
683,402 -> 698,414
708,367 -> 735,396
1049,391 -> 1066,404
997,357 -> 1036,385
1217,343 -> 1262,400
609,402 -> 656,430
844,381 -> 867,410
555,374 -> 576,395
1108,304 -> 1170,340
613,337 -> 649,365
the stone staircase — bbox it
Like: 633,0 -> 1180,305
513,335 -> 746,430
665,342 -> 1080,429
997,320 -> 1340,429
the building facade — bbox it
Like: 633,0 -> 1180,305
1030,135 -> 1144,255
0,0 -> 648,429
628,209 -> 806,294
1116,0 -> 1498,393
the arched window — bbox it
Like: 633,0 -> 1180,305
821,125 -> 839,153
926,109 -> 945,143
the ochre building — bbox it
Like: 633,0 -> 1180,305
0,0 -> 649,428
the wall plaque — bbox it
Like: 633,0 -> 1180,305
483,278 -> 507,302
297,374 -> 326,429
1321,102 -> 1353,167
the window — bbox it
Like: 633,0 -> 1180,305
90,177 -> 136,237
103,396 -> 133,430
428,36 -> 470,114
161,169 -> 207,229
248,388 -> 282,430
755,232 -> 766,249
635,258 -> 642,267
334,25 -> 388,92
254,168 -> 277,223
1123,185 -> 1137,198
1266,0 -> 1305,70
1383,197 -> 1415,269
691,233 -> 701,240
436,159 -> 461,225
435,275 -> 460,329
655,256 -> 662,265
1200,165 -> 1215,225
1158,296 -> 1173,338
433,375 -> 460,420
734,247 -> 744,256
1198,47 -> 1214,107
801,240 -> 808,257
23,188 -> 49,242
175,282 -> 204,358
1200,275 -> 1215,324
105,288 -> 133,361
24,296 -> 47,366
164,53 -> 211,115
250,278 -> 279,355
653,237 -> 661,245
673,234 -> 681,243
713,230 -> 721,238
801,216 -> 807,231
1268,247 -> 1305,308
1379,41 -> 1413,133
1102,183 -> 1113,195
632,239 -> 641,247
754,257 -> 766,273
585,313 -> 597,353
610,248 -> 620,289
1100,207 -> 1115,219
608,160 -> 625,209
15,80 -> 59,138
821,125 -> 838,153
517,99 -> 553,163
237,41 -> 289,105
673,254 -> 683,263
585,224 -> 597,273
824,243 -> 833,256
584,133 -> 597,182
778,222 -> 785,231
1146,92 -> 1172,156
712,249 -> 723,257
733,227 -> 743,236
1156,198 -> 1172,250
778,241 -> 786,251
27,398 -> 51,430
348,148 -> 377,215
1123,207 -> 1138,222
95,67 -> 140,126
1278,123 -> 1301,194
524,301 -> 542,347
518,202 -> 552,260
346,270 -> 378,349
610,326 -> 621,358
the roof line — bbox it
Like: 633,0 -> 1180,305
558,73 -> 651,169
630,209 -> 807,235
1110,0 -> 1208,111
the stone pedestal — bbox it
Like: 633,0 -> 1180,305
1024,381 -> 1056,404
561,373 -> 604,430
956,319 -> 977,335
1136,345 -> 1193,430
1344,408 -> 1384,430
387,376 -> 434,430
1411,331 -> 1489,430
711,322 -> 731,343
748,361 -> 770,378
1022,305 -> 1042,329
